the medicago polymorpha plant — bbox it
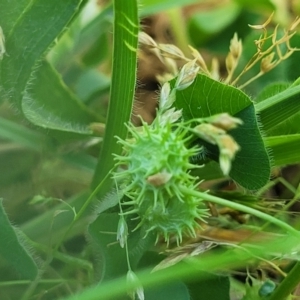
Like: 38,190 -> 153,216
113,60 -> 242,246
110,14 -> 300,250
106,14 -> 300,299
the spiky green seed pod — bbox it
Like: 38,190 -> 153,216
114,118 -> 208,244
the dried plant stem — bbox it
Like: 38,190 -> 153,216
238,71 -> 264,89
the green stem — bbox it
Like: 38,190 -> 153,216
267,261 -> 300,300
167,8 -> 191,56
0,279 -> 69,287
91,0 -> 139,193
179,186 -> 300,238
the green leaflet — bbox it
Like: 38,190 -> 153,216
0,0 -> 99,134
172,74 -> 271,190
0,0 -> 82,107
0,199 -> 38,280
22,60 -> 98,133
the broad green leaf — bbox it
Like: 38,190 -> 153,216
0,0 -> 82,107
265,135 -> 300,166
0,199 -> 38,279
172,74 -> 270,190
145,281 -> 190,300
88,213 -> 155,281
22,60 -> 98,133
0,0 -> 29,33
187,274 -> 230,300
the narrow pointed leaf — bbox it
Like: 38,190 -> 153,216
0,199 -> 38,279
256,84 -> 300,133
265,134 -> 300,166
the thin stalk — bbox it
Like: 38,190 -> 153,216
179,186 -> 300,238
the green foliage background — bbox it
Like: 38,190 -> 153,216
1,0 -> 300,299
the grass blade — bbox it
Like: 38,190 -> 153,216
92,0 -> 139,190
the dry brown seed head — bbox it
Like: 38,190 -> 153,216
225,52 -> 235,73
160,107 -> 182,125
210,57 -> 220,80
175,59 -> 199,90
194,123 -> 225,144
158,43 -> 185,60
218,135 -> 240,175
160,82 -> 171,109
209,113 -> 243,131
229,33 -> 242,59
248,12 -> 274,30
219,135 -> 240,159
188,45 -> 209,71
260,52 -> 276,73
289,16 -> 300,32
138,31 -> 157,48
